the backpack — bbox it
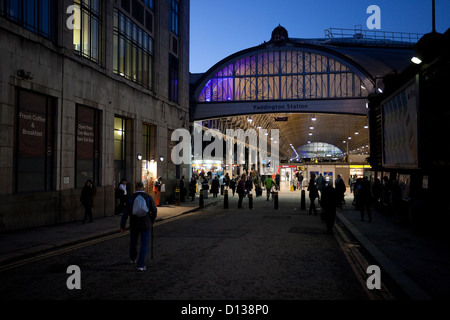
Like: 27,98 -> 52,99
132,194 -> 149,217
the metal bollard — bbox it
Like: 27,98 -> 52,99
224,189 -> 228,209
249,193 -> 253,209
274,191 -> 278,209
301,190 -> 306,210
175,188 -> 180,206
199,189 -> 204,208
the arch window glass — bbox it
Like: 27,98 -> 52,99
198,50 -> 365,102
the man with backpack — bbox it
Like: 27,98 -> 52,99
120,182 -> 157,272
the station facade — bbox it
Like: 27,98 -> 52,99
0,0 -> 190,231
189,26 -> 417,188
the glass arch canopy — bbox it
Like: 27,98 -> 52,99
198,49 -> 367,103
294,142 -> 345,160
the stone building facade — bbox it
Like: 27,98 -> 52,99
0,0 -> 190,231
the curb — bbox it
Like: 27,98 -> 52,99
337,212 -> 432,300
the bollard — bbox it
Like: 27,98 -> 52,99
301,190 -> 306,210
249,193 -> 253,209
224,189 -> 228,209
274,191 -> 278,209
199,189 -> 204,208
175,188 -> 180,206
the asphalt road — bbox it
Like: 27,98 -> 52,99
0,191 -> 368,301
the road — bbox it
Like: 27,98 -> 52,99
1,191 -> 369,301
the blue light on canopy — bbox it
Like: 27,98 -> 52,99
198,49 -> 366,103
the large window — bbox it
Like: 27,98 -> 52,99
142,123 -> 156,161
73,0 -> 102,63
113,9 -> 154,89
169,0 -> 178,35
169,54 -> 179,102
15,90 -> 56,193
198,49 -> 366,102
76,105 -> 101,187
0,0 -> 55,40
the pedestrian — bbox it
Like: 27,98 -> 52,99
316,173 -> 326,199
321,181 -> 338,234
115,178 -> 127,215
299,173 -> 304,190
229,177 -> 236,197
120,182 -> 157,272
335,174 -> 346,209
189,176 -> 196,201
211,175 -> 220,198
153,177 -> 162,206
359,176 -> 373,222
372,177 -> 382,210
180,176 -> 186,202
237,174 -> 246,208
245,175 -> 253,197
202,177 -> 210,199
80,179 -> 96,223
275,174 -> 280,190
224,173 -> 230,188
264,175 -> 277,201
308,174 -> 319,215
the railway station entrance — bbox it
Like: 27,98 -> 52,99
189,26 -> 417,184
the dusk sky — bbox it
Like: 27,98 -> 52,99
190,0 -> 450,73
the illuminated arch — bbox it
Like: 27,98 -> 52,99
197,48 -> 372,103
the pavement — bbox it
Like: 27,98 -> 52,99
1,189 -> 450,300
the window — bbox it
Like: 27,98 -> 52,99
142,123 -> 156,161
114,116 -> 127,185
198,50 -> 366,102
113,9 -> 154,89
169,0 -> 178,35
169,54 -> 179,102
76,105 -> 101,188
73,0 -> 102,63
0,0 -> 55,40
143,0 -> 153,10
15,90 -> 56,193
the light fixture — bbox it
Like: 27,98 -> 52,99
364,124 -> 368,129
411,56 -> 422,64
309,126 -> 314,130
150,158 -> 155,162
137,153 -> 142,161
311,115 -> 317,121
348,136 -> 352,140
377,88 -> 383,93
247,117 -> 253,122
355,131 -> 359,135
17,69 -> 34,80
159,156 -> 164,162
